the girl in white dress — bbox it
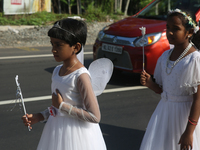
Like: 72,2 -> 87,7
22,18 -> 107,150
140,9 -> 200,150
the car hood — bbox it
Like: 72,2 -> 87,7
104,17 -> 166,37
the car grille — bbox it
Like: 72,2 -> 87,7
101,34 -> 137,46
97,47 -> 133,70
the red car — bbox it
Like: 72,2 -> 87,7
93,0 -> 200,75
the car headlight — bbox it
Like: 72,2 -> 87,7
134,32 -> 162,47
97,26 -> 110,41
97,30 -> 105,41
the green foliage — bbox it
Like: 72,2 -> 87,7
82,1 -> 107,22
0,11 -> 71,25
98,0 -> 115,14
0,1 -> 125,25
60,0 -> 68,5
140,0 -> 152,9
0,17 -> 9,25
61,0 -> 76,7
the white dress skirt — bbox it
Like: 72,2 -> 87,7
140,50 -> 200,150
37,66 -> 106,150
37,115 -> 106,150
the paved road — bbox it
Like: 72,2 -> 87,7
0,45 -> 160,150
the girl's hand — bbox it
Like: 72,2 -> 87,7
140,70 -> 152,87
52,89 -> 63,109
21,113 -> 43,130
178,131 -> 193,150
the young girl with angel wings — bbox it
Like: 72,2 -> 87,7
22,18 -> 113,150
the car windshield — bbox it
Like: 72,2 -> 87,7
136,0 -> 200,21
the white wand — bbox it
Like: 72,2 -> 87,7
15,75 -> 31,131
139,26 -> 146,71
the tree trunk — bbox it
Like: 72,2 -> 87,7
110,0 -> 114,14
58,0 -> 61,14
68,0 -> 71,15
119,0 -> 122,12
155,3 -> 158,15
41,0 -> 45,11
115,0 -> 118,13
77,0 -> 82,15
77,0 -> 79,15
124,0 -> 130,16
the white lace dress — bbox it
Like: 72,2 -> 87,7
37,65 -> 107,150
140,50 -> 200,150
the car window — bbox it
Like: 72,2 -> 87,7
137,0 -> 200,21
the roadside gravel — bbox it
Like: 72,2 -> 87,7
0,21 -> 113,48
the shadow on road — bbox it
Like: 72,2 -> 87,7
100,123 -> 144,150
109,70 -> 141,86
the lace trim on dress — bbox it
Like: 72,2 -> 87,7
180,81 -> 200,88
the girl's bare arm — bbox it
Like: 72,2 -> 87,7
140,70 -> 162,94
179,85 -> 200,150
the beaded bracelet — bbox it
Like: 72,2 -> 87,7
188,117 -> 198,126
189,117 -> 198,123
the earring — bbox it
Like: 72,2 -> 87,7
188,35 -> 190,38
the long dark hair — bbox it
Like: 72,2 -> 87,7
192,30 -> 200,50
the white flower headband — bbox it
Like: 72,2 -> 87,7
168,9 -> 199,33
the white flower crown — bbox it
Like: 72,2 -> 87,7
168,9 -> 199,33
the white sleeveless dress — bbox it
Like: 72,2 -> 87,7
140,50 -> 200,150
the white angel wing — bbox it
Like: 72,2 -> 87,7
77,47 -> 84,65
88,58 -> 113,96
